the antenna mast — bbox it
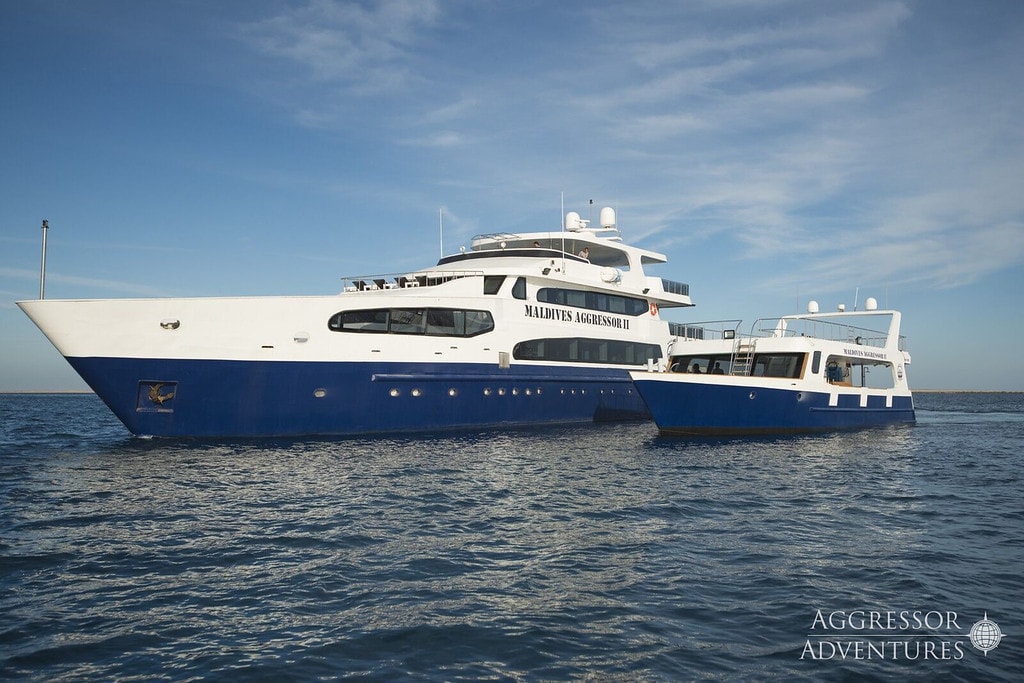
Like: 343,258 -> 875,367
560,192 -> 566,272
39,219 -> 49,299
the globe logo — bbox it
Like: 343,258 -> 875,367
969,613 -> 1003,655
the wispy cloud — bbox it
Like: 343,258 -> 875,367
237,0 -> 441,96
616,1 -> 911,70
398,130 -> 468,148
0,267 -> 170,297
225,0 -> 1022,294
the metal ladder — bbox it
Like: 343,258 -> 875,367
730,339 -> 756,376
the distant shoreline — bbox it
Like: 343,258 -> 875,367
913,389 -> 1023,394
2,389 -> 1022,395
0,390 -> 95,395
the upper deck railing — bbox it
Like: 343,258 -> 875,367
669,320 -> 741,340
341,270 -> 484,292
670,316 -> 908,351
750,316 -> 907,351
660,278 -> 689,297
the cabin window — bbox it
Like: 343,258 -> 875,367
536,287 -> 648,316
464,310 -> 495,336
669,355 -> 731,374
330,309 -> 389,333
670,352 -> 806,378
512,276 -> 527,300
328,308 -> 494,338
751,353 -> 805,379
484,275 -> 505,295
811,350 -> 821,375
512,337 -> 661,365
390,308 -> 426,334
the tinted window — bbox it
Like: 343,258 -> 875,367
484,275 -> 505,295
329,309 -> 389,333
390,308 -> 426,335
537,287 -> 648,316
329,308 -> 494,337
752,353 -> 805,378
513,337 -> 661,365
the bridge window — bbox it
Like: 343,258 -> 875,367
512,276 -> 526,300
484,275 -> 505,295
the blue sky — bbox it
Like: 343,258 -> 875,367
2,0 -> 1022,392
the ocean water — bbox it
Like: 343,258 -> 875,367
1,392 -> 1021,681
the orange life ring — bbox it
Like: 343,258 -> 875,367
649,302 -> 658,316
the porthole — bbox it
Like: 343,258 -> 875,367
411,388 -> 422,397
448,388 -> 458,397
389,388 -> 400,397
498,388 -> 506,396
483,387 -> 492,396
313,388 -> 326,398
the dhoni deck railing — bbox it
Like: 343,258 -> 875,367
670,315 -> 907,353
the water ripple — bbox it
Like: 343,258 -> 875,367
0,393 -> 1021,680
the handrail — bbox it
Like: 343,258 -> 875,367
748,316 -> 896,349
340,270 -> 485,292
672,315 -> 906,351
669,319 -> 742,341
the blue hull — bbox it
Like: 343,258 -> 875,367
69,357 -> 650,438
632,380 -> 915,435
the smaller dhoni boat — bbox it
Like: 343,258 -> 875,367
629,298 -> 915,435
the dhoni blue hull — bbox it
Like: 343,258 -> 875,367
70,357 -> 650,438
632,379 -> 915,435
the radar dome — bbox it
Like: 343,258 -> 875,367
565,211 -> 582,231
865,297 -> 878,310
807,300 -> 819,313
599,206 -> 616,230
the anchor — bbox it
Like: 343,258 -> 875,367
147,383 -> 175,405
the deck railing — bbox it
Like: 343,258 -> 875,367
671,316 -> 908,352
341,270 -> 484,292
669,320 -> 742,341
750,316 -> 907,351
660,278 -> 689,296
